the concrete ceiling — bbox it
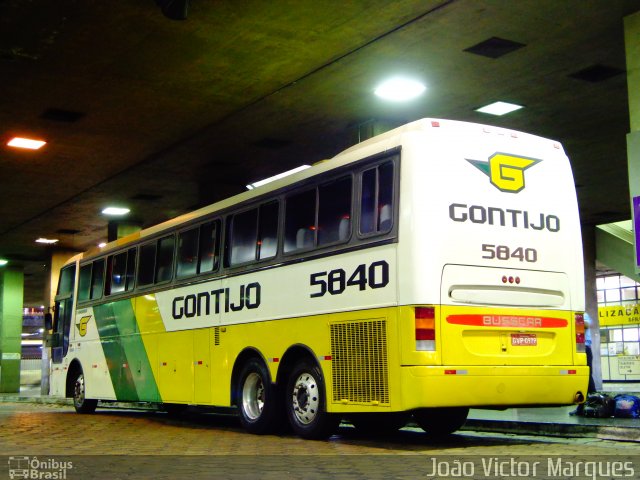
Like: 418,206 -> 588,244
1,0 -> 638,306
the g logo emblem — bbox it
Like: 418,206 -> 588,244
467,153 -> 540,193
76,316 -> 91,337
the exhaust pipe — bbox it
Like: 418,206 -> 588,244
574,391 -> 585,403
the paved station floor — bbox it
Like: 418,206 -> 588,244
0,401 -> 638,480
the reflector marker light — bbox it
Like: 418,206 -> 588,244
501,276 -> 521,284
447,315 -> 567,328
560,370 -> 577,375
444,369 -> 468,375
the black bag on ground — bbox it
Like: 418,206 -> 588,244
582,393 -> 615,418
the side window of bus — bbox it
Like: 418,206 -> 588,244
137,242 -> 156,287
125,248 -> 136,290
91,259 -> 105,300
360,161 -> 394,235
318,176 -> 352,246
177,227 -> 199,278
57,265 -> 75,296
78,264 -> 92,302
199,220 -> 220,274
107,251 -> 128,295
258,201 -> 279,260
228,208 -> 258,266
106,249 -> 136,295
155,235 -> 175,283
284,189 -> 316,253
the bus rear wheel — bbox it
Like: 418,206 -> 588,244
237,358 -> 280,434
72,370 -> 97,414
413,407 -> 468,436
285,360 -> 339,440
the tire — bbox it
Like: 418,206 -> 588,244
413,407 -> 468,436
72,369 -> 97,414
285,360 -> 339,440
237,358 -> 281,434
350,412 -> 408,436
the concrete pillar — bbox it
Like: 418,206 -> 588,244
625,11 -> 640,273
582,225 -> 601,390
0,267 -> 24,393
348,119 -> 396,145
107,221 -> 142,242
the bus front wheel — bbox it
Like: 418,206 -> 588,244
413,407 -> 469,436
72,370 -> 97,414
237,358 -> 280,434
285,361 -> 339,439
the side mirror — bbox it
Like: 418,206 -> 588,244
44,312 -> 53,331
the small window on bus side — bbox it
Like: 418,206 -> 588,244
138,243 -> 156,287
57,265 -> 76,296
91,259 -> 105,300
318,176 -> 352,246
229,208 -> 258,266
258,201 -> 279,260
155,235 -> 175,283
284,189 -> 316,253
199,220 -> 220,274
177,227 -> 199,278
360,161 -> 394,235
78,264 -> 92,302
125,248 -> 136,291
108,252 -> 128,295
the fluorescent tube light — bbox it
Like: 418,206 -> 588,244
35,238 -> 59,244
476,101 -> 523,116
102,207 -> 130,216
374,78 -> 426,101
7,137 -> 46,150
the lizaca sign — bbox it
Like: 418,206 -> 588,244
598,304 -> 640,326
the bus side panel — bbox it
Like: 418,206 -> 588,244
93,300 -> 161,402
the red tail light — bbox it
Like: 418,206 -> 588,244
575,312 -> 585,353
415,306 -> 436,351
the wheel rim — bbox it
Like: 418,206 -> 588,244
74,374 -> 85,406
291,372 -> 320,425
242,372 -> 265,420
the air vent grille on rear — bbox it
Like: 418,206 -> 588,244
330,319 -> 389,405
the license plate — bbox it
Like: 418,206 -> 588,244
511,333 -> 537,346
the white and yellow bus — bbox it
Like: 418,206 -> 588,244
48,118 -> 589,439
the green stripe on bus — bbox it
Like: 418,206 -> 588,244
94,301 -> 160,402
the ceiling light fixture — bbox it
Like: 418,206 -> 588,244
0,259 -> 8,266
374,77 -> 426,102
102,207 -> 130,216
7,137 -> 47,150
476,101 -> 523,116
35,238 -> 58,244
246,165 -> 311,190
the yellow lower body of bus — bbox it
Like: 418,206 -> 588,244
397,365 -> 589,410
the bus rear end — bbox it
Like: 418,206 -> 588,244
397,120 -> 588,427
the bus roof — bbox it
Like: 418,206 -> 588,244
76,118 -> 560,262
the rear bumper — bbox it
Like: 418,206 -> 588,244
399,365 -> 589,410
